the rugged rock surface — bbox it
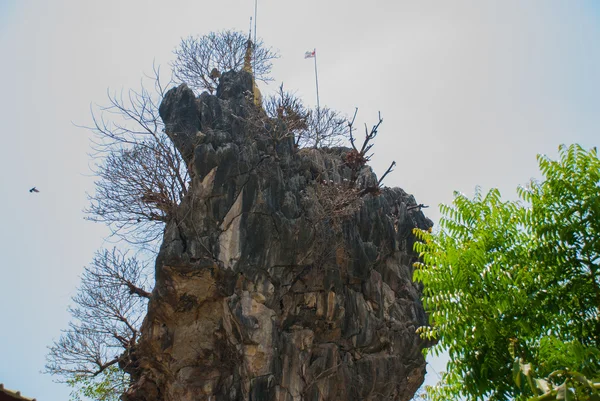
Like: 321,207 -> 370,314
124,70 -> 433,401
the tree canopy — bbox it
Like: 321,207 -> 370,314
414,144 -> 600,400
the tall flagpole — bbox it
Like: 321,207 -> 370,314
305,49 -> 321,143
313,48 -> 320,112
313,48 -> 321,144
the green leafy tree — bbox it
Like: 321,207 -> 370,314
67,366 -> 128,401
414,144 -> 600,400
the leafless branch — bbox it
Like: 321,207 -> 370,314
247,84 -> 349,150
407,203 -> 429,211
345,109 -> 396,193
83,67 -> 189,245
307,107 -> 349,148
377,161 -> 397,187
46,249 -> 151,381
172,30 -> 279,94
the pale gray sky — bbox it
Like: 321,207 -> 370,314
0,1 -> 598,400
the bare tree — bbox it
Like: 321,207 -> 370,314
85,66 -> 189,245
50,33 -> 272,398
305,107 -> 349,148
345,108 -> 396,194
172,30 -> 279,94
46,248 -> 151,400
47,66 -> 179,399
251,84 -> 349,149
263,84 -> 310,142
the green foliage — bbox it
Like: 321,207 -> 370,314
512,340 -> 600,401
67,366 -> 129,401
414,144 -> 600,400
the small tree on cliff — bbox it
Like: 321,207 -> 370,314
49,68 -> 178,399
260,84 -> 350,148
46,249 -> 151,400
172,29 -> 279,94
85,66 -> 189,246
414,144 -> 600,400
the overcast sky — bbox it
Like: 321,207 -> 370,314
0,1 -> 599,400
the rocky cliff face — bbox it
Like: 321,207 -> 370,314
123,71 -> 433,401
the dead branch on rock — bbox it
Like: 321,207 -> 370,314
345,108 -> 396,195
265,85 -> 309,141
84,65 -> 189,245
243,84 -> 349,151
314,179 -> 363,225
306,106 -> 349,149
406,203 -> 429,211
46,249 -> 151,385
172,30 -> 279,94
377,161 -> 397,187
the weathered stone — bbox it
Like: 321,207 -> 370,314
124,71 -> 433,401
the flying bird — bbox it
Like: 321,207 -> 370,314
29,187 -> 40,193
